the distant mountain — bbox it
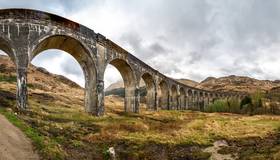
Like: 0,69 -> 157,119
105,80 -> 123,92
198,75 -> 280,93
105,80 -> 145,92
106,74 -> 280,96
177,78 -> 199,87
105,80 -> 146,98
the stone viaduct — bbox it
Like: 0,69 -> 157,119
0,9 -> 246,116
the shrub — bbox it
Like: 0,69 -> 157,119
240,96 -> 252,110
205,100 -> 229,113
205,90 -> 280,115
269,102 -> 280,115
227,98 -> 241,113
251,89 -> 264,108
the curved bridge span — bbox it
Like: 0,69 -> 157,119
0,9 -> 245,116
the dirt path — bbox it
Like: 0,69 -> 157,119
0,114 -> 39,160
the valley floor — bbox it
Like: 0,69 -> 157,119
1,96 -> 280,159
0,79 -> 280,159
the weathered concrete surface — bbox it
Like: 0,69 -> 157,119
0,9 -> 246,116
0,114 -> 39,160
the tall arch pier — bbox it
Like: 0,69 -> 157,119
0,9 -> 245,116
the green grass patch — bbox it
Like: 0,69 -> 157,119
0,74 -> 16,83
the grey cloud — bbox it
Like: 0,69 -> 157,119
60,55 -> 84,77
60,61 -> 83,77
111,0 -> 280,81
0,0 -> 96,15
188,51 -> 202,64
120,32 -> 142,53
220,57 -> 265,79
187,71 -> 205,82
119,32 -> 170,60
149,43 -> 168,54
151,59 -> 181,74
211,0 -> 280,53
2,0 -> 280,84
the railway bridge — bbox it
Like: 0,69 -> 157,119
0,9 -> 245,116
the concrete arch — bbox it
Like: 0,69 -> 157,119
179,87 -> 186,110
106,58 -> 137,112
31,35 -> 99,114
158,80 -> 169,109
31,35 -> 94,60
141,73 -> 156,110
170,85 -> 178,109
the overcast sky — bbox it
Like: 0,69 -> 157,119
1,0 -> 280,88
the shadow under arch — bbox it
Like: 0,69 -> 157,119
105,58 -> 137,113
30,35 -> 98,114
199,91 -> 204,111
193,90 -> 198,110
187,89 -> 193,109
0,36 -> 15,64
158,80 -> 169,109
179,87 -> 186,110
170,85 -> 177,109
209,93 -> 213,104
213,93 -> 219,102
141,73 -> 156,110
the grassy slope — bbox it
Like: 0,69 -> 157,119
0,57 -> 280,159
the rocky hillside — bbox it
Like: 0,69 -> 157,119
106,79 -> 146,92
105,80 -> 123,92
106,74 -> 280,94
177,78 -> 199,87
197,75 -> 280,93
178,76 -> 280,94
0,55 -> 81,90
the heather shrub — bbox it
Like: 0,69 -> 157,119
205,100 -> 229,113
227,98 -> 241,113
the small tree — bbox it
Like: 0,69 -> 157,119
205,99 -> 229,113
240,96 -> 252,109
228,98 -> 241,113
251,89 -> 264,108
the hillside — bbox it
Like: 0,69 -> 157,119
105,80 -> 123,92
106,74 -> 280,96
0,55 -> 280,159
177,78 -> 199,87
198,75 -> 280,93
105,79 -> 146,91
